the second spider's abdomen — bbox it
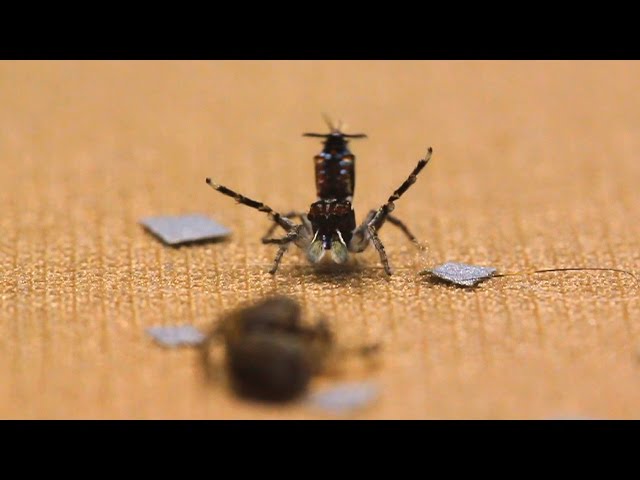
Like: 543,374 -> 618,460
315,152 -> 355,200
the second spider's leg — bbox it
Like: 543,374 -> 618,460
367,225 -> 392,275
268,227 -> 301,275
261,211 -> 308,243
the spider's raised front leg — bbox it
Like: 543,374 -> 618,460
350,148 -> 433,275
261,211 -> 311,244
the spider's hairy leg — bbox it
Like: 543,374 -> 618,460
267,227 -> 305,275
261,211 -> 310,243
349,149 -> 433,274
350,210 -> 420,252
385,214 -> 421,246
368,148 -> 432,230
205,178 -> 295,232
367,225 -> 392,275
349,210 -> 376,253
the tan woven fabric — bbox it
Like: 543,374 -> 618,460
0,61 -> 638,419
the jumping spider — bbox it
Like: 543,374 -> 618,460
206,121 -> 432,275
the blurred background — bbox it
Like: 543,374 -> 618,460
0,61 -> 638,418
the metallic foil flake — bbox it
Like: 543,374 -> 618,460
307,382 -> 379,415
140,214 -> 231,246
427,262 -> 497,287
146,325 -> 206,348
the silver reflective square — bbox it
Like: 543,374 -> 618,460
146,325 -> 206,348
307,382 -> 379,415
429,262 -> 497,287
140,214 -> 231,246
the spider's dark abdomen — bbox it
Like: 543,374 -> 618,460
314,134 -> 356,201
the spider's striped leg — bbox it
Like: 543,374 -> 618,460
267,226 -> 302,275
367,225 -> 392,276
206,178 -> 295,232
367,148 -> 432,231
261,211 -> 309,243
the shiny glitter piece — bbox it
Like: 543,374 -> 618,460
146,325 -> 206,348
429,262 -> 497,287
307,382 -> 380,415
140,214 -> 231,246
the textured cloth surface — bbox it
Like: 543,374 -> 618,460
0,61 -> 639,419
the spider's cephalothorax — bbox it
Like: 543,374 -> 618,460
206,119 -> 432,275
305,199 -> 356,265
